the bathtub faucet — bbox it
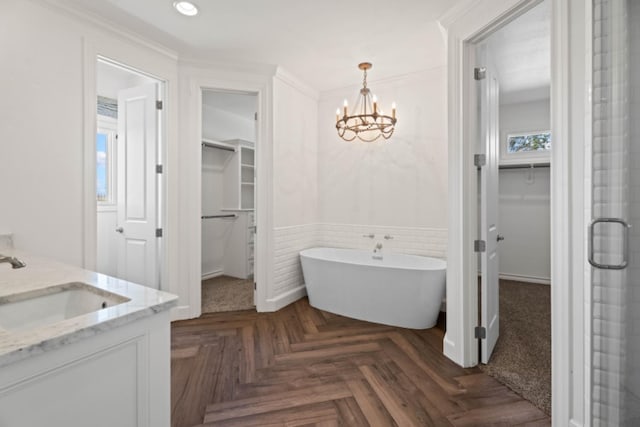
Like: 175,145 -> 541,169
0,254 -> 26,269
372,243 -> 383,260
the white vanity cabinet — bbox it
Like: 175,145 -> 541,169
222,139 -> 255,211
0,312 -> 171,427
0,251 -> 177,427
223,210 -> 255,279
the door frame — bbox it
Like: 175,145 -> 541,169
83,48 -> 168,292
196,87 -> 261,314
442,0 -> 581,424
183,71 -> 273,319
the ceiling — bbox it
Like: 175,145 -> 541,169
488,0 -> 550,105
61,0 -> 464,92
202,91 -> 257,120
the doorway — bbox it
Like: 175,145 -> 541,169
473,0 -> 552,415
95,58 -> 165,290
200,89 -> 257,313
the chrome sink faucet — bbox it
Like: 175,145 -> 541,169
372,243 -> 383,260
0,255 -> 26,269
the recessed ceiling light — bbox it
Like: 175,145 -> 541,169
173,1 -> 198,16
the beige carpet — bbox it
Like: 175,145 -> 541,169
201,275 -> 255,313
479,279 -> 551,415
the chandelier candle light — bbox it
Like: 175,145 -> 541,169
335,62 -> 397,142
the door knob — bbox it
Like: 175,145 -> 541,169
497,234 -> 505,242
115,227 -> 124,233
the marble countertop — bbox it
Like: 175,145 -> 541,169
0,249 -> 178,367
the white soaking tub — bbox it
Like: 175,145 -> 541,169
300,247 -> 446,329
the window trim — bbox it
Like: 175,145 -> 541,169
500,129 -> 551,165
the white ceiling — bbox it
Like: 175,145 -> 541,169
488,0 -> 550,105
62,0 -> 464,92
202,91 -> 257,120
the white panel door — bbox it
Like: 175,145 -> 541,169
116,83 -> 159,289
477,45 -> 501,364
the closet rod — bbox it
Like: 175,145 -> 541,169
202,141 -> 236,152
201,214 -> 238,220
499,163 -> 550,170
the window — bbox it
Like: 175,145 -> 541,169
501,130 -> 551,165
96,117 -> 117,204
96,133 -> 109,201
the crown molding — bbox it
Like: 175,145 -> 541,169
274,67 -> 319,100
178,57 -> 278,77
36,0 -> 179,61
437,0 -> 482,31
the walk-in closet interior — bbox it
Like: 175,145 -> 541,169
201,90 -> 257,313
475,0 -> 552,414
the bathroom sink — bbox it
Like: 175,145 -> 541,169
0,282 -> 130,332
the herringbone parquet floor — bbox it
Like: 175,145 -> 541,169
171,298 -> 550,427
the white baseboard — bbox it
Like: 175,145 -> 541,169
201,270 -> 223,281
499,273 -> 551,285
170,305 -> 193,321
443,334 -> 467,367
263,285 -> 307,312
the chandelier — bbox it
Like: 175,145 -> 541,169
335,62 -> 397,142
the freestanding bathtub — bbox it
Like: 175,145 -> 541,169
300,247 -> 446,329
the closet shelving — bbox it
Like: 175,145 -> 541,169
201,138 -> 255,279
218,139 -> 254,210
239,146 -> 255,210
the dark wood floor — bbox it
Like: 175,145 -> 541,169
171,298 -> 550,426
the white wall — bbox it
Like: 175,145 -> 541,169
498,168 -> 550,282
498,99 -> 551,282
270,72 -> 319,305
0,0 -> 183,315
317,67 -> 448,257
273,76 -> 318,228
0,0 -> 85,266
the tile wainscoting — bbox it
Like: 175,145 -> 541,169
270,223 -> 447,310
317,224 -> 447,258
270,224 -> 319,309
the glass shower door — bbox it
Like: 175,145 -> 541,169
590,0 -> 640,424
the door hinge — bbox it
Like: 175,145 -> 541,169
475,326 -> 486,339
474,67 -> 486,80
156,100 -> 163,110
474,154 -> 486,168
474,240 -> 486,252
254,112 -> 258,121
254,282 -> 257,290
156,228 -> 163,238
156,164 -> 163,174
